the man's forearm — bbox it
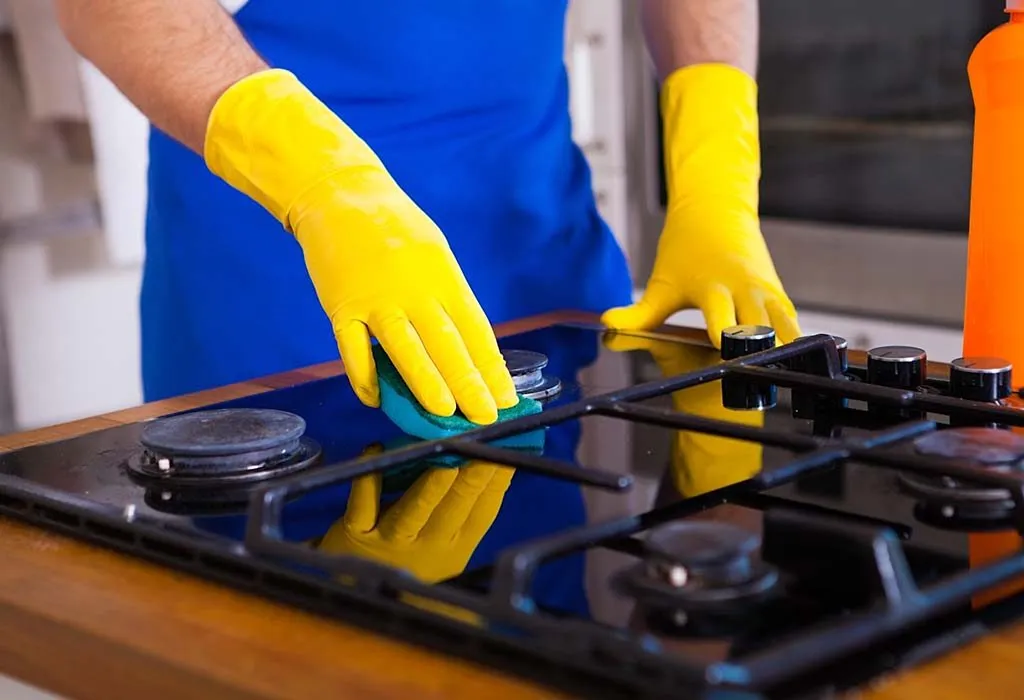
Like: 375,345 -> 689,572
55,0 -> 267,153
640,0 -> 757,81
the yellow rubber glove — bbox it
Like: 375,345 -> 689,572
603,331 -> 764,497
204,69 -> 517,424
318,459 -> 514,584
602,64 -> 800,348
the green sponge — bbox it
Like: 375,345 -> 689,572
372,344 -> 543,443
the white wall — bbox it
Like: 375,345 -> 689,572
0,51 -> 146,430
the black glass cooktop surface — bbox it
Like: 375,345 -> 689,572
4,321 -> 1024,699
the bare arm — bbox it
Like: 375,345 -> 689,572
55,0 -> 268,153
639,0 -> 758,81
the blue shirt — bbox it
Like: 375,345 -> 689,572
141,0 -> 633,401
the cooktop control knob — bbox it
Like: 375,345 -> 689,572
866,345 -> 927,389
790,335 -> 849,376
721,325 -> 775,360
949,357 -> 1012,402
828,336 -> 849,374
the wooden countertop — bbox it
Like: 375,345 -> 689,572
0,311 -> 1018,700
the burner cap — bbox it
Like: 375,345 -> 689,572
899,429 -> 1024,529
615,521 -> 778,613
141,408 -> 306,457
503,349 -> 548,376
645,521 -> 759,572
913,428 -> 1024,465
128,408 -> 321,485
501,349 -> 562,401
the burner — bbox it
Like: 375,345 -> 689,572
503,349 -> 561,401
614,521 -> 779,617
125,408 -> 321,487
913,428 -> 1024,464
897,428 -> 1024,528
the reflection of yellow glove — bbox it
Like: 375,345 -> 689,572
603,331 -> 763,497
602,65 -> 800,348
204,69 -> 517,425
319,459 -> 514,584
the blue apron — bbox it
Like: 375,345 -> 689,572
141,0 -> 633,401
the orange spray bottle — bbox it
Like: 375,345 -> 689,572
963,1 -> 1024,607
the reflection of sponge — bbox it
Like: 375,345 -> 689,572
373,345 -> 543,443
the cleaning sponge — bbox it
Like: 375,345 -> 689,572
372,344 -> 543,443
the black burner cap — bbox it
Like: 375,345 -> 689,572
645,521 -> 759,570
913,428 -> 1024,465
141,408 -> 306,458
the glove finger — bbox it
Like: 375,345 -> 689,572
444,295 -> 518,410
459,465 -> 515,543
371,311 -> 456,417
698,284 -> 737,349
412,303 -> 498,426
734,289 -> 772,329
419,463 -> 498,542
343,472 -> 383,534
601,331 -> 656,355
379,467 -> 458,541
767,297 -> 802,344
336,320 -> 379,407
600,278 -> 679,331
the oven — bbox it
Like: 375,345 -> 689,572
565,1 -> 1004,358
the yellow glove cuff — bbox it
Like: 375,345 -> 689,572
660,63 -> 760,207
203,68 -> 385,230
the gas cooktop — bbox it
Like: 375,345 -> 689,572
4,321 -> 1024,699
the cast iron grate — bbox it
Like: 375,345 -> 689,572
3,330 -> 1024,698
238,332 -> 1024,695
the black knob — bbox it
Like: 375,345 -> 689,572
790,335 -> 849,375
866,345 -> 927,389
721,325 -> 775,360
949,357 -> 1012,402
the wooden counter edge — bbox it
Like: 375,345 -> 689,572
0,311 -> 1009,699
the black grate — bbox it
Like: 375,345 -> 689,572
4,330 -> 1024,698
241,332 -> 1024,694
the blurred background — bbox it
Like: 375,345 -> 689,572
0,0 -> 1006,436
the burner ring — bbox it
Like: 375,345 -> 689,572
502,349 -> 562,401
613,559 -> 779,612
520,375 -> 562,401
126,436 -> 321,487
613,521 -> 778,613
897,472 -> 1018,531
911,501 -> 1017,532
897,472 -> 1013,504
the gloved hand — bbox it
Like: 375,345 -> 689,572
204,69 -> 517,425
602,64 -> 800,348
318,455 -> 514,584
603,331 -> 764,497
